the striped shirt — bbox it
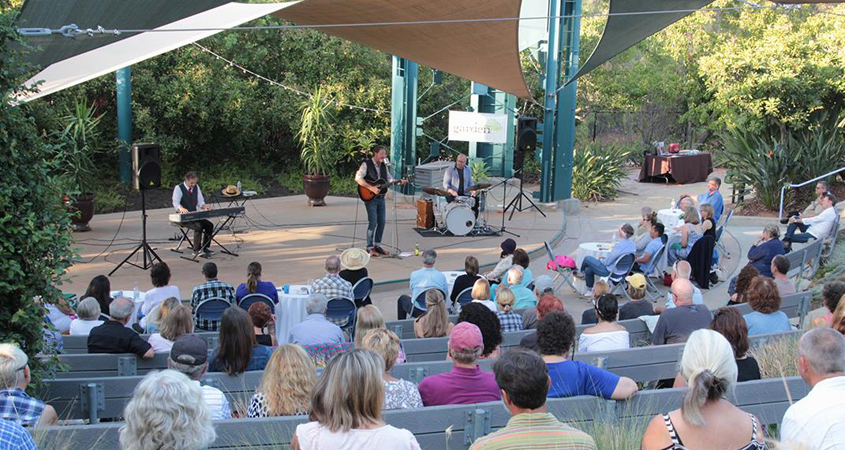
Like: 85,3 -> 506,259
469,412 -> 596,450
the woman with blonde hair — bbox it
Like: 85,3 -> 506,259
361,329 -> 422,410
831,295 -> 845,335
470,278 -> 496,312
292,349 -> 421,450
145,297 -> 181,334
354,305 -> 407,363
495,287 -> 523,332
148,305 -> 194,353
413,290 -> 454,338
700,203 -> 716,238
641,329 -> 765,450
119,370 -> 216,450
668,206 -> 703,265
247,344 -> 316,418
580,280 -> 611,324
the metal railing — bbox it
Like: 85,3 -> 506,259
779,166 -> 845,220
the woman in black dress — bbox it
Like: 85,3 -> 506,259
450,256 -> 481,307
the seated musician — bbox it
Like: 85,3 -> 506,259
172,171 -> 213,256
442,153 -> 479,216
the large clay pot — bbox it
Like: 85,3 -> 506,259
302,174 -> 331,206
64,193 -> 95,231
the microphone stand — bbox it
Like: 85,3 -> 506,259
483,177 -> 519,238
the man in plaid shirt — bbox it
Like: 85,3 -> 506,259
0,343 -> 57,427
191,262 -> 236,331
313,256 -> 354,300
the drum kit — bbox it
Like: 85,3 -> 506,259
421,183 -> 497,236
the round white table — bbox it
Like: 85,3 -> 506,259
110,290 -> 146,328
575,242 -> 614,268
658,208 -> 684,231
443,271 -> 466,300
274,285 -> 311,345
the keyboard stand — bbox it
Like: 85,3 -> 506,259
171,227 -> 194,254
178,214 -> 241,262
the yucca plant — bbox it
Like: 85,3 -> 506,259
298,86 -> 338,176
571,142 -> 632,202
471,160 -> 490,183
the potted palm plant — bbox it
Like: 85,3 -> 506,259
53,100 -> 102,231
298,86 -> 337,206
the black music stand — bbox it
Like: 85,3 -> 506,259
109,188 -> 162,276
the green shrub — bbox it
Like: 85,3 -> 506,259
277,171 -> 303,194
93,182 -> 128,213
198,163 -> 267,196
329,173 -> 358,196
571,142 -> 632,202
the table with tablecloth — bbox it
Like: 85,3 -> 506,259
274,285 -> 312,344
639,153 -> 713,184
658,209 -> 684,231
574,242 -> 614,268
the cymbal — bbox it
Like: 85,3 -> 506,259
471,183 -> 492,191
422,187 -> 450,197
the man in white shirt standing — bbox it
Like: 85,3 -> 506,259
781,327 -> 845,450
167,334 -> 231,420
783,192 -> 838,252
172,171 -> 214,256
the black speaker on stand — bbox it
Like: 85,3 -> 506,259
504,117 -> 546,220
109,144 -> 163,276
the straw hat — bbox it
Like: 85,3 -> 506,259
340,248 -> 370,270
221,185 -> 241,197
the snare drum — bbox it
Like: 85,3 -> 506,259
445,203 -> 475,236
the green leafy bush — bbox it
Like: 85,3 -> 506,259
571,143 -> 632,202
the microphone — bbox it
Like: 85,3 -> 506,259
384,158 -> 393,167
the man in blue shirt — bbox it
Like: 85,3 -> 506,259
443,153 -> 479,217
697,177 -> 725,223
289,294 -> 345,345
634,223 -> 665,275
397,249 -> 447,319
576,223 -> 637,293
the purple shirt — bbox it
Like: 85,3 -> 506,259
235,280 -> 279,304
418,365 -> 501,406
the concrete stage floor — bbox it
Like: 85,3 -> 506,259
64,184 -> 564,316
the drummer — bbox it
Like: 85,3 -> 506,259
443,153 -> 479,217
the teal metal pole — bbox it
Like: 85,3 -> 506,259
390,56 -> 417,193
553,0 -> 581,200
116,67 -> 133,185
540,0 -> 562,203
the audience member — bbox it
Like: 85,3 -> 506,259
82,274 -> 113,321
641,330 -> 764,450
520,295 -> 564,351
469,348 -> 598,450
354,305 -> 385,347
289,294 -> 345,346
709,308 -> 760,382
292,349 -> 421,450
247,344 -> 315,418
483,238 -> 517,283
314,255 -> 354,301
397,249 -> 447,320
0,343 -> 58,426
496,287 -> 523,333
470,278 -> 497,312
190,262 -> 235,330
450,256 -> 481,306
676,194 -> 696,214
43,294 -> 74,334
812,281 -> 845,328
780,328 -> 845,450
699,203 -> 716,238
0,418 -> 38,450
832,297 -> 845,336
697,176 -> 725,222
458,302 -> 503,358
635,223 -> 665,274
247,302 -> 277,347
42,316 -> 63,354
728,265 -> 760,305
743,277 -> 791,336
662,261 -> 705,310
652,279 -> 712,345
88,297 -> 154,359
339,247 -> 372,307
501,248 -> 534,289
579,295 -> 630,353
580,280 -> 611,325
362,329 -> 423,410
140,262 -> 180,329
634,207 -> 658,252
667,207 -> 703,265
418,322 -> 501,406
505,266 -> 537,309
413,290 -> 454,338
519,275 -> 555,329
780,181 -> 829,225
209,307 -> 273,375
148,305 -> 193,353
236,261 -> 279,304
69,297 -> 104,336
771,255 -> 796,297
577,223 -> 636,293
746,224 -> 785,277
167,334 -> 231,420
619,274 -> 654,320
783,192 -> 838,252
538,312 -> 638,399
145,297 -> 180,334
119,370 -> 216,450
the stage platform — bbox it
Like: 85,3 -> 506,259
64,187 -> 565,315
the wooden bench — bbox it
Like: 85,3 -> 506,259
59,331 -> 219,355
36,376 -> 809,450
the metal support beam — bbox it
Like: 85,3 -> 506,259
391,56 -> 418,194
540,0 -> 562,203
116,67 -> 133,185
469,82 -> 515,178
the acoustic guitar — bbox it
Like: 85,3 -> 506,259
358,177 -> 408,202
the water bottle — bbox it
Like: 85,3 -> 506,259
237,180 -> 242,192
133,282 -> 139,302
415,242 -> 421,256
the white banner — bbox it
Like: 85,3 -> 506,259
448,111 -> 508,143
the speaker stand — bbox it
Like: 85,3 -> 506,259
503,172 -> 547,221
109,188 -> 162,276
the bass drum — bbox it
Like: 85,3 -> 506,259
445,203 -> 475,236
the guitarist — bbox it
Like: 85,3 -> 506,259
443,153 -> 479,217
355,145 -> 405,257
